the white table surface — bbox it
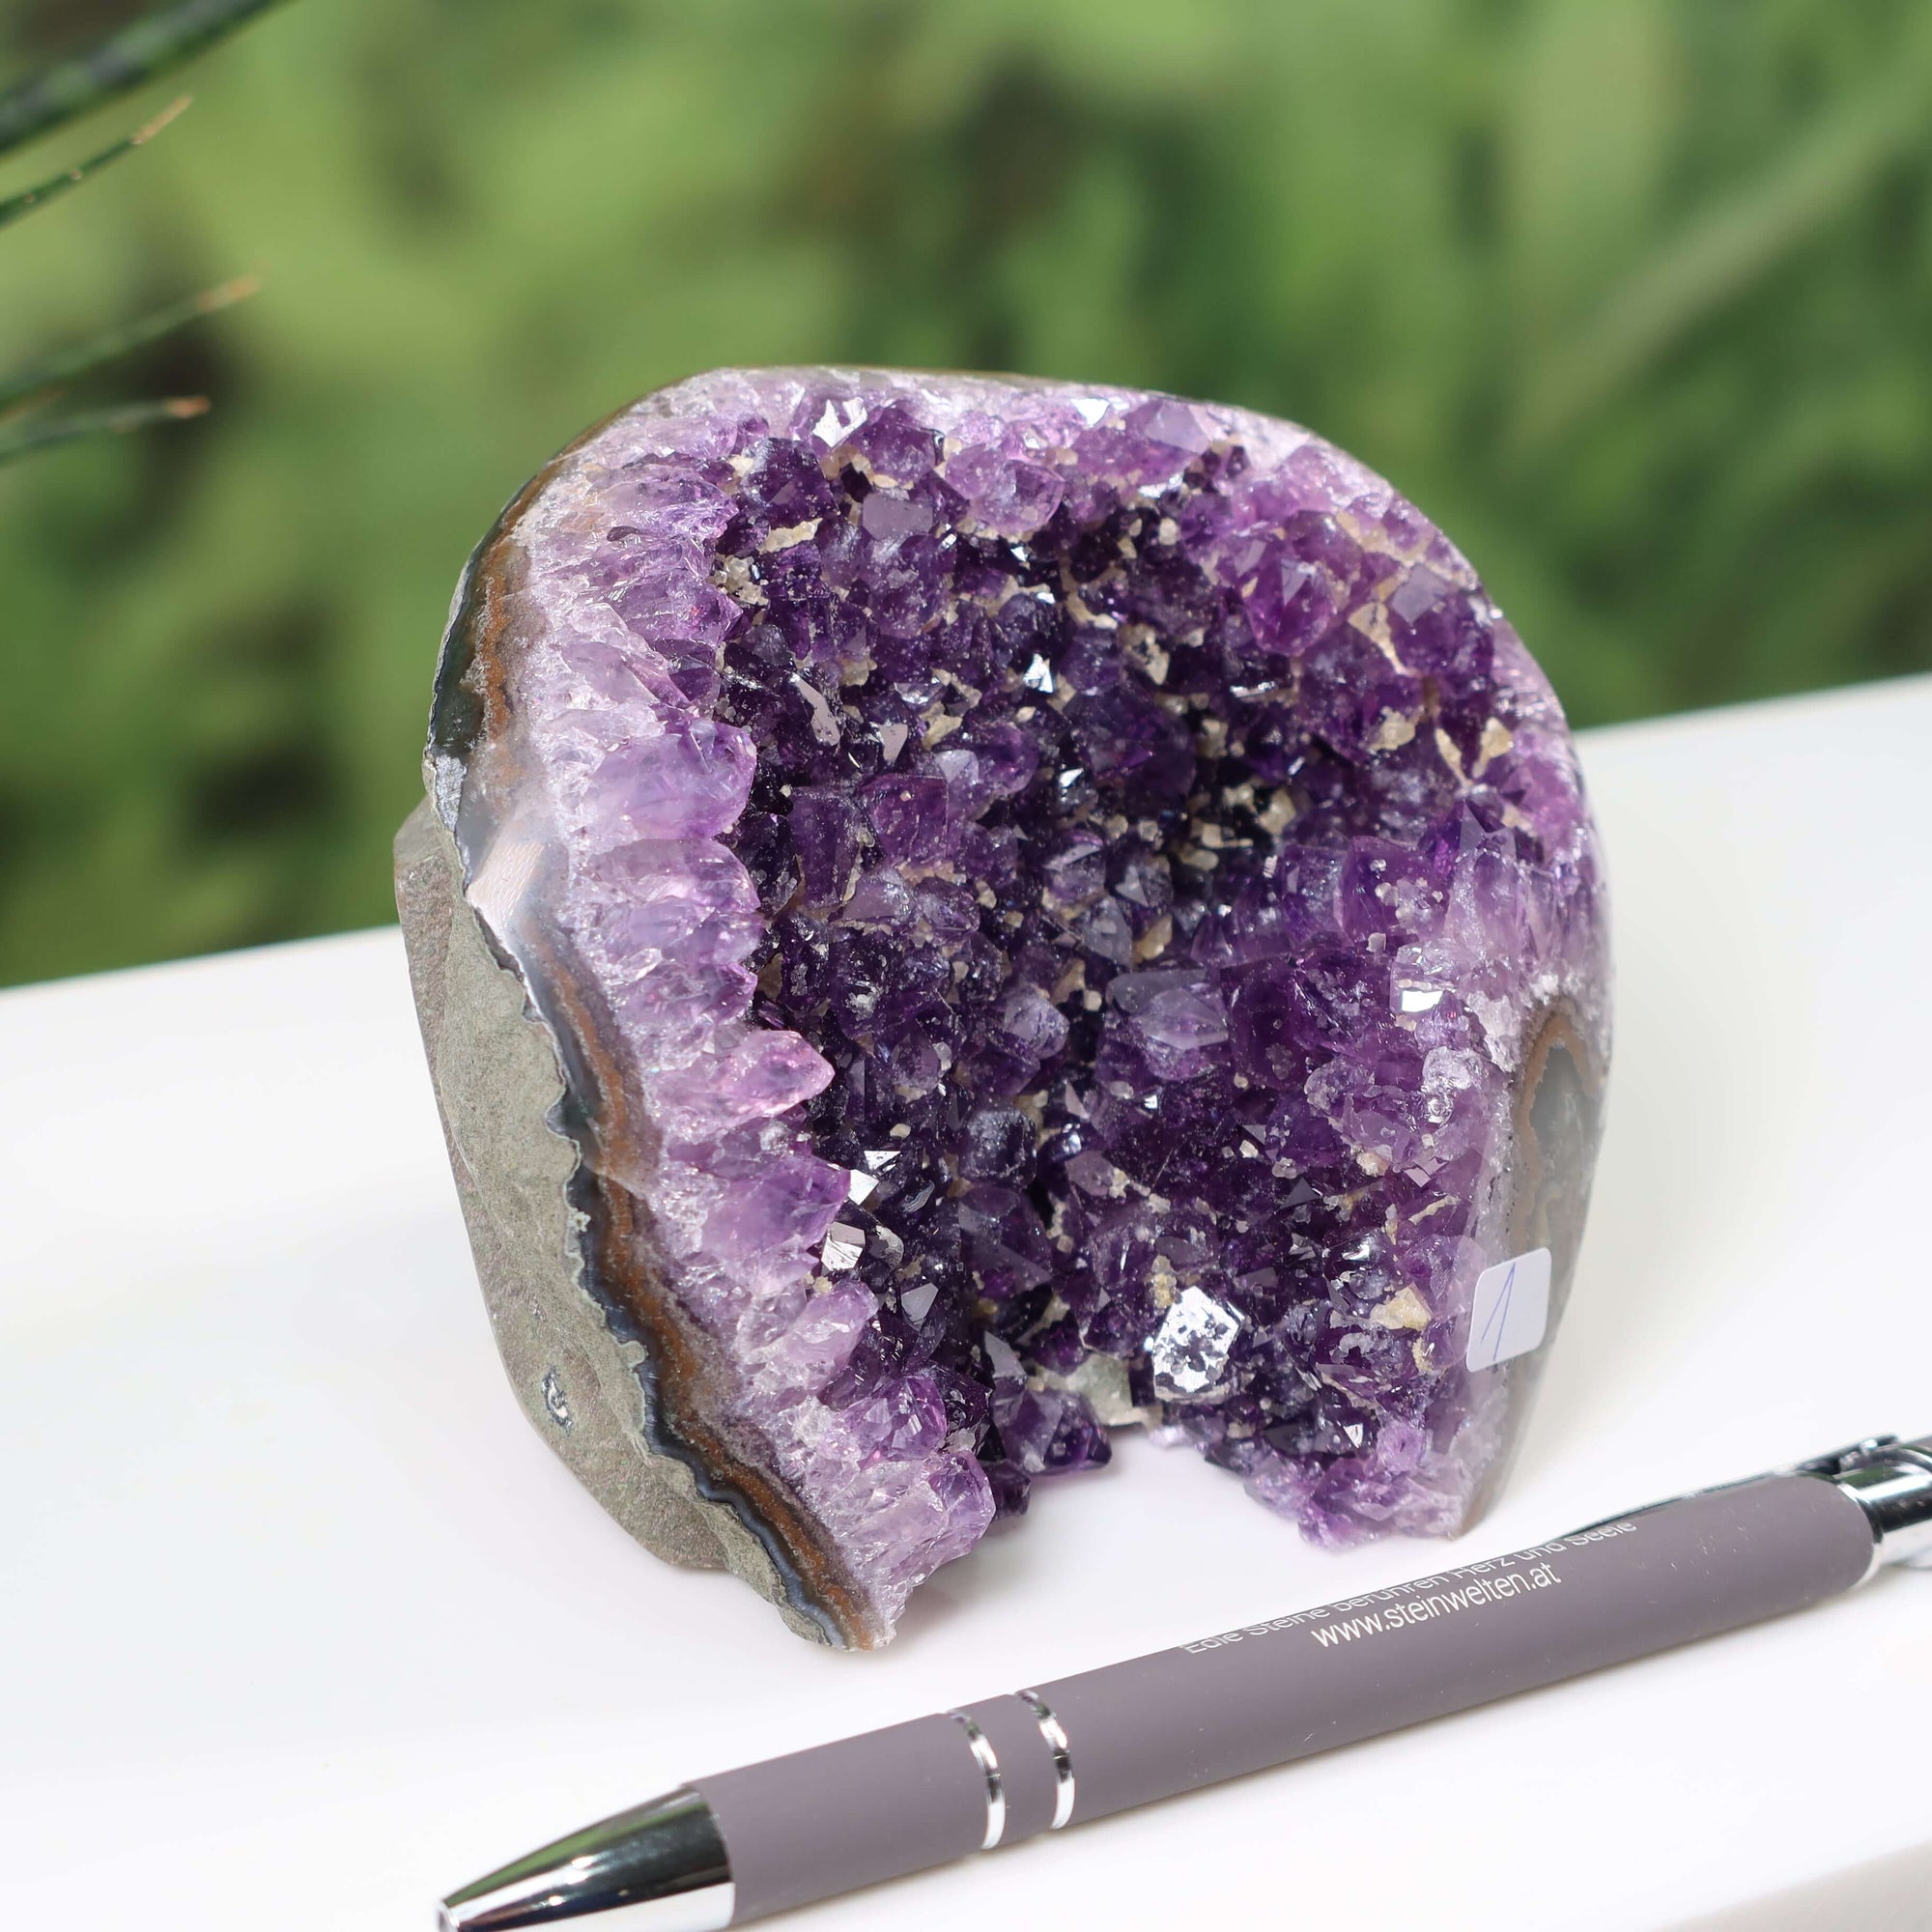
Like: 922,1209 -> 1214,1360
4,677 -> 1930,1932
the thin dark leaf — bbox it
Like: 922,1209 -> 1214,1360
0,274 -> 257,412
0,95 -> 187,232
0,0 -> 287,159
0,395 -> 207,466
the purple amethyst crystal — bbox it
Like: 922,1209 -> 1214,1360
397,369 -> 1608,1647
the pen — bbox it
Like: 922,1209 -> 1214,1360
440,1432 -> 1932,1929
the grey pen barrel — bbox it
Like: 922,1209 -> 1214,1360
1024,1472 -> 1872,1824
692,1472 -> 1875,1921
441,1444 -> 1931,1929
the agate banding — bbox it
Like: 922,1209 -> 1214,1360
397,368 -> 1609,1647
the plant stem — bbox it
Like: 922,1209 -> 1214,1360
0,274 -> 257,412
0,96 -> 187,232
0,395 -> 207,466
0,0 -> 288,159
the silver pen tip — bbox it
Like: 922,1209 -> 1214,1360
440,1787 -> 734,1930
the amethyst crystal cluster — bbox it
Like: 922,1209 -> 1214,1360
399,369 -> 1607,1647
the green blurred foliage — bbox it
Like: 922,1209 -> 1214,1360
5,0 -> 1932,985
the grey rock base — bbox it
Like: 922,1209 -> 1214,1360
395,801 -> 832,1643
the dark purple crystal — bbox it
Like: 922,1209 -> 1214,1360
429,370 -> 1608,1637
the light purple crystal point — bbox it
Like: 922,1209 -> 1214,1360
418,368 -> 1608,1644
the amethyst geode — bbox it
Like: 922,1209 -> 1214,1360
397,368 -> 1608,1647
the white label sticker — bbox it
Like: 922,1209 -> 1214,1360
1465,1248 -> 1551,1371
